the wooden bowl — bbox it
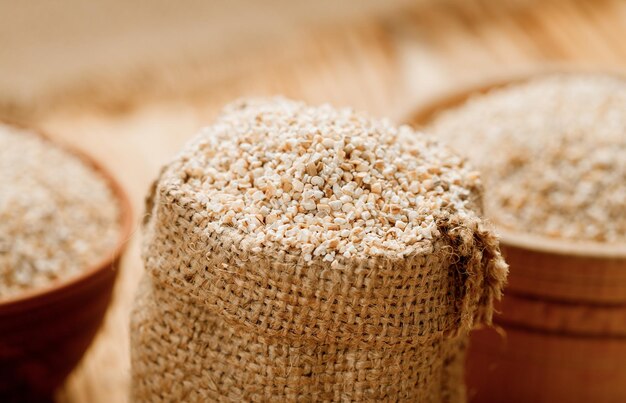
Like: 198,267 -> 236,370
0,127 -> 133,400
407,70 -> 626,402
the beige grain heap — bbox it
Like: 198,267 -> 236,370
131,98 -> 507,402
429,73 -> 626,243
0,124 -> 121,300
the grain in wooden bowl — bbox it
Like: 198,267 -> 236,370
0,123 -> 133,400
409,71 -> 626,403
131,98 -> 508,402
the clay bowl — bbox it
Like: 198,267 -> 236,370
407,70 -> 626,402
0,126 -> 133,401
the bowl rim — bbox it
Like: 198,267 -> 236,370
0,121 -> 134,310
407,66 -> 626,260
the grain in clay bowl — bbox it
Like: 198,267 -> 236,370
407,70 -> 626,403
0,122 -> 133,400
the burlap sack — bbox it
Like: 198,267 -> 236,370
130,169 -> 506,402
131,98 -> 508,401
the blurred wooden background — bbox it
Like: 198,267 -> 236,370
1,0 -> 625,401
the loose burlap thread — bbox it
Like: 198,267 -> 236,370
131,158 -> 507,402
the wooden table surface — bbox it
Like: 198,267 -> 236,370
2,0 -> 626,401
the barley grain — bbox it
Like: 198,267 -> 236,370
169,98 -> 482,259
0,124 -> 121,299
430,74 -> 626,243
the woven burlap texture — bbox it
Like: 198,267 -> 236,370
131,144 -> 508,403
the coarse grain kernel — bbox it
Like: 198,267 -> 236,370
0,124 -> 121,300
173,98 -> 483,262
311,176 -> 324,187
292,179 -> 304,192
306,162 -> 318,176
302,200 -> 317,211
251,190 -> 265,201
321,138 -> 335,149
317,203 -> 331,213
281,178 -> 293,192
430,74 -> 626,243
341,203 -> 355,213
329,200 -> 343,211
223,211 -> 235,224
370,183 -> 382,194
